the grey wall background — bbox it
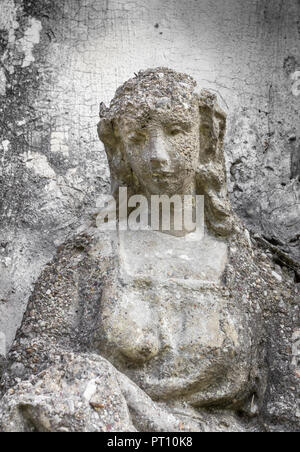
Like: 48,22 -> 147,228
0,0 -> 299,352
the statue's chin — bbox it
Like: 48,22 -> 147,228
139,173 -> 192,196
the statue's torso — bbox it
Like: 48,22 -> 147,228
95,230 -> 254,406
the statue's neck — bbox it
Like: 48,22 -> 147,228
117,181 -> 199,237
145,181 -> 198,237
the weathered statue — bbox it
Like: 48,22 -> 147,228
0,68 -> 298,432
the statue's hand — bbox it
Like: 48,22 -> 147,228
116,371 -> 202,432
0,353 -> 136,432
0,350 -> 202,432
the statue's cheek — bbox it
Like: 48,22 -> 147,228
126,147 -> 151,173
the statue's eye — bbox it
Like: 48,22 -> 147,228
169,126 -> 184,136
127,131 -> 146,143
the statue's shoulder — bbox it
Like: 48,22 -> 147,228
45,226 -> 118,277
26,226 -> 117,313
3,227 -> 118,383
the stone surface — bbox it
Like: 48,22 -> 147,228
0,0 -> 299,354
0,353 -> 138,432
0,68 -> 299,432
0,351 -> 254,432
0,222 -> 298,431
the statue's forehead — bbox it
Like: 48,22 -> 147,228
117,102 -> 199,128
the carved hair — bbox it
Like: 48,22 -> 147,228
98,68 -> 233,237
197,90 -> 233,236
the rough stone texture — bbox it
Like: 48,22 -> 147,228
0,68 -> 299,432
0,351 -> 254,432
0,223 -> 299,431
99,68 -> 233,236
0,0 -> 299,354
0,353 -> 137,432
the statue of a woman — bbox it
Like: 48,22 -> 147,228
94,68 -> 259,405
0,68 -> 297,432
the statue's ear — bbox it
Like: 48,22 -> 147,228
198,90 -> 227,165
98,117 -> 118,149
97,117 -> 138,198
97,102 -> 120,150
98,118 -> 124,195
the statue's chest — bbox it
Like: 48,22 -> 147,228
118,230 -> 228,284
98,231 -> 252,403
105,232 -> 240,359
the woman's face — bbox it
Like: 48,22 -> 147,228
117,103 -> 200,195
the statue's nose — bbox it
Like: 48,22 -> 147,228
149,132 -> 170,171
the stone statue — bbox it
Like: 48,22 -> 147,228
0,68 -> 298,432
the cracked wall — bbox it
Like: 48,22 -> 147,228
0,0 -> 299,352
